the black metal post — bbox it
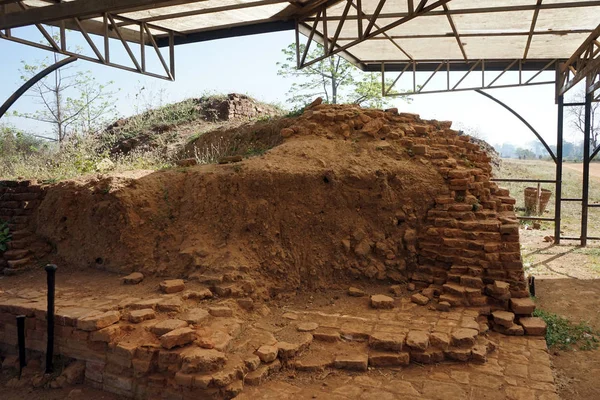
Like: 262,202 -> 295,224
16,315 -> 26,378
555,94 -> 564,244
528,275 -> 536,297
582,90 -> 592,246
45,264 -> 57,374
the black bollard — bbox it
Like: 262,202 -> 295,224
45,264 -> 57,374
528,275 -> 536,297
16,315 -> 26,378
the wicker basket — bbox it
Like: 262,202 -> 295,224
524,187 -> 552,215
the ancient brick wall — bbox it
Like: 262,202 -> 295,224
209,93 -> 280,121
283,105 -> 534,320
0,180 -> 46,274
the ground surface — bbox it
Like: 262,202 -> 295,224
502,158 -> 600,400
3,159 -> 600,399
520,233 -> 600,400
0,264 -> 555,400
239,332 -> 554,400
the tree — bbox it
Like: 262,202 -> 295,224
567,88 -> 600,152
13,51 -> 116,142
515,147 -> 536,160
277,43 -> 405,109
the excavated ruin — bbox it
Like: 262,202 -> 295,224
0,102 -> 547,399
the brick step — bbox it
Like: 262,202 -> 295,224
211,280 -> 256,298
7,257 -> 31,269
442,283 -> 468,297
291,333 -> 496,372
10,229 -> 34,241
438,293 -> 467,307
7,224 -> 28,232
2,248 -> 31,260
6,237 -> 33,250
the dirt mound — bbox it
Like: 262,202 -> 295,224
31,103 -> 522,297
105,93 -> 283,156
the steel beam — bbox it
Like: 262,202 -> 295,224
0,11 -> 176,81
156,20 -> 294,47
0,56 -> 77,120
366,59 -> 560,72
442,3 -> 467,61
303,1 -> 600,22
523,0 -> 543,60
555,89 -> 564,244
336,29 -> 595,41
475,90 -> 557,164
381,59 -> 557,95
0,0 -> 199,30
297,0 -> 451,69
582,88 -> 593,246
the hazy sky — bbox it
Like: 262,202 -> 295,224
0,26 -> 587,149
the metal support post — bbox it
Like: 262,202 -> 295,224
581,89 -> 593,246
45,264 -> 57,374
16,315 -> 26,377
555,94 -> 564,244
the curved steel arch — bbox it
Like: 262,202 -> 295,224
475,89 -> 557,163
0,56 -> 77,120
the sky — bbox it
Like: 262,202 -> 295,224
0,26 -> 587,149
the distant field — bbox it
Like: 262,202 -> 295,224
494,159 -> 600,239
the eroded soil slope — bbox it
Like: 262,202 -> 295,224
32,104 -> 492,293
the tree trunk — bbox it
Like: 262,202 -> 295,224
52,53 -> 64,143
330,57 -> 337,104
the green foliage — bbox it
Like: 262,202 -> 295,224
353,72 -> 402,109
0,221 -> 11,252
533,308 -> 599,350
277,43 -> 407,109
1,124 -> 48,156
515,147 -> 537,160
285,107 -> 306,118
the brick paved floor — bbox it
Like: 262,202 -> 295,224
237,332 -> 558,400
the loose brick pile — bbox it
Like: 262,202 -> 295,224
0,180 -> 46,274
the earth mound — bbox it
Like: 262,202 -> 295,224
105,93 -> 283,156
31,103 -> 525,300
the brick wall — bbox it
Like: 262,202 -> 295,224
0,180 -> 46,274
285,105 -> 532,317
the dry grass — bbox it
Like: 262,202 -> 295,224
0,94 -> 289,182
494,159 -> 600,238
0,134 -> 171,182
184,116 -> 292,164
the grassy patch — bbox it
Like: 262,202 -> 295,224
109,99 -> 202,141
533,308 -> 599,350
